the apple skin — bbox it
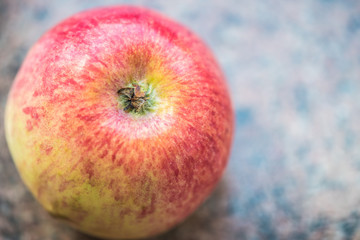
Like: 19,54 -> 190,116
4,6 -> 234,239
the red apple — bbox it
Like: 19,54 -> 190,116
4,6 -> 234,239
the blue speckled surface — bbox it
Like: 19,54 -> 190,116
1,0 -> 360,239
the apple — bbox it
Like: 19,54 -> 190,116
4,6 -> 234,239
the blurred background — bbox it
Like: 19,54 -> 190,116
1,0 -> 360,239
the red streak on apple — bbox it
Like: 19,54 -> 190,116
5,6 -> 234,239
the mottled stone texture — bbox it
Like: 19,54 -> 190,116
1,0 -> 360,239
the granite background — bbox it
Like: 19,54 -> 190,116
1,0 -> 360,239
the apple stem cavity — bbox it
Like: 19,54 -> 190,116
117,81 -> 156,116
